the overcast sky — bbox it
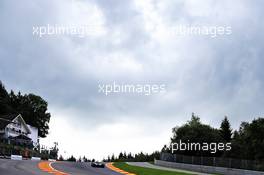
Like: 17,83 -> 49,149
1,0 -> 264,160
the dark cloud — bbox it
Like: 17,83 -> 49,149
0,0 -> 264,150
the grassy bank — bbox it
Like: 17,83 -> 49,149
113,162 -> 194,175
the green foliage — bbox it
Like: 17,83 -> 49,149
67,155 -> 77,162
0,81 -> 50,138
104,151 -> 160,162
161,145 -> 170,153
82,156 -> 90,162
168,113 -> 264,161
49,142 -> 59,159
229,118 -> 264,160
0,81 -> 13,114
220,116 -> 232,142
59,155 -> 64,161
170,113 -> 223,156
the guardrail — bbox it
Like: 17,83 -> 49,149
160,153 -> 264,171
155,159 -> 264,175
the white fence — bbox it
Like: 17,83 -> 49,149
31,157 -> 41,161
11,155 -> 22,160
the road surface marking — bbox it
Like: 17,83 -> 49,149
106,163 -> 136,175
38,161 -> 69,175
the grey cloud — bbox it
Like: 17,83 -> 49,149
0,0 -> 264,132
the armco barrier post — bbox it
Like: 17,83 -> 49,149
213,157 -> 216,166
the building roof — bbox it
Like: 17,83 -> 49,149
0,114 -> 18,129
0,114 -> 31,134
13,134 -> 32,140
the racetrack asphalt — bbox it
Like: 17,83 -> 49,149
0,159 -> 121,175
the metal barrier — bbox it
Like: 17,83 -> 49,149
160,153 -> 264,171
155,159 -> 264,175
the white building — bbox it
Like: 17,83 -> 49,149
0,114 -> 39,147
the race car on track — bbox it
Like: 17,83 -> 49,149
91,162 -> 105,168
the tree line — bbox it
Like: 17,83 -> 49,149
61,151 -> 160,163
107,114 -> 264,163
103,151 -> 160,162
0,81 -> 50,137
59,155 -> 92,162
162,113 -> 264,161
66,113 -> 264,163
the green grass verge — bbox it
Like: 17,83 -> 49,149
113,162 -> 194,175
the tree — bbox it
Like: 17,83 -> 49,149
0,81 -> 9,98
49,142 -> 59,159
127,152 -> 133,160
0,81 -> 51,137
0,81 -> 13,114
118,152 -> 124,160
230,118 -> 264,160
83,156 -> 88,162
59,155 -> 64,161
161,145 -> 170,153
67,155 -> 76,162
10,93 -> 51,137
123,152 -> 127,159
111,154 -> 115,162
171,113 -> 223,156
220,116 -> 232,142
189,112 -> 201,126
